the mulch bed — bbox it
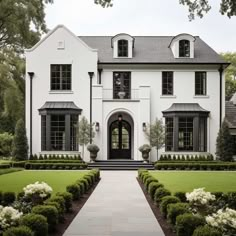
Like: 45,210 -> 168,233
137,178 -> 176,236
49,179 -> 100,236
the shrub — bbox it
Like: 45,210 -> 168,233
193,225 -> 221,236
176,213 -> 205,236
3,192 -> 16,206
46,196 -> 65,214
225,192 -> 236,209
154,187 -> 171,204
83,175 -> 93,186
139,171 -> 149,181
0,191 -> 2,204
12,119 -> 28,161
160,196 -> 180,218
0,132 -> 13,157
56,192 -> 73,212
3,226 -> 33,236
32,205 -> 58,232
66,184 -> 80,200
142,173 -> 152,183
167,203 -> 190,225
148,182 -> 164,200
20,213 -> 48,236
76,181 -> 86,195
79,178 -> 90,191
144,176 -> 158,190
174,192 -> 187,202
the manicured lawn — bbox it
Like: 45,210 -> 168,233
150,171 -> 236,193
0,170 -> 89,194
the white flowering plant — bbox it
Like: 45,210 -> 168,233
23,181 -> 53,205
206,207 -> 236,236
0,205 -> 22,230
186,188 -> 216,215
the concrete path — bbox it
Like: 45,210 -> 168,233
63,171 -> 165,236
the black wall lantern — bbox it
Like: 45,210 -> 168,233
142,122 -> 146,132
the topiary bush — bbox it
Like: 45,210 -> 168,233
148,182 -> 164,200
76,181 -> 86,195
20,213 -> 48,236
167,203 -> 191,225
32,205 -> 58,232
56,192 -> 73,212
144,176 -> 158,190
176,213 -> 205,236
160,196 -> 180,218
154,187 -> 171,204
3,226 -> 33,236
79,178 -> 90,191
66,184 -> 81,200
192,225 -> 221,236
174,192 -> 187,202
3,192 -> 16,206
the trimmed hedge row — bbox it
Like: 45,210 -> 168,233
29,154 -> 82,160
138,169 -> 224,236
0,164 -> 11,169
159,154 -> 214,161
27,160 -> 84,164
24,163 -> 88,170
155,162 -> 236,170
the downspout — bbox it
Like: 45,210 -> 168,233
28,72 -> 35,157
218,66 -> 223,128
98,68 -> 103,84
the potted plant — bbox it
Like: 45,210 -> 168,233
87,144 -> 100,162
138,144 -> 152,163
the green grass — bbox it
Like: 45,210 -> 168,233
150,171 -> 236,193
0,168 -> 23,176
0,170 -> 89,194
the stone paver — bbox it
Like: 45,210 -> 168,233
63,171 -> 165,236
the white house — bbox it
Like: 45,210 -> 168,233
25,25 -> 228,162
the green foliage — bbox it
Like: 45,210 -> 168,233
56,192 -> 73,212
160,196 -> 180,218
154,187 -> 171,204
144,177 -> 158,190
66,184 -> 80,200
32,205 -> 58,232
167,203 -> 190,225
176,213 -> 205,236
174,192 -> 187,202
20,213 -> 48,236
193,225 -> 221,236
148,182 -> 164,200
2,191 -> 16,206
46,196 -> 65,215
3,226 -> 33,236
138,168 -> 148,179
0,132 -> 13,157
12,119 -> 28,161
216,120 -> 234,161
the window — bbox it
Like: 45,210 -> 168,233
113,72 -> 131,99
118,40 -> 128,57
51,64 -> 71,90
162,72 -> 173,95
70,115 -> 78,151
195,72 -> 207,95
41,116 -> 46,151
179,40 -> 190,57
199,117 -> 207,152
166,117 -> 174,151
178,117 -> 194,151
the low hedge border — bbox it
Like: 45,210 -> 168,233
159,154 -> 214,161
27,160 -> 85,164
24,163 -> 88,170
138,169 -> 236,236
155,162 -> 236,170
0,164 -> 11,169
0,168 -> 23,176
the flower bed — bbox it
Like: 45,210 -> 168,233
0,169 -> 100,235
138,169 -> 236,236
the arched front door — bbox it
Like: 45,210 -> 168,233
109,119 -> 131,159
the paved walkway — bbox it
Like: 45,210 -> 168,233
63,171 -> 165,236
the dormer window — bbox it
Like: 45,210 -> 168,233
179,40 -> 190,57
118,40 -> 128,57
169,34 -> 195,59
111,34 -> 135,58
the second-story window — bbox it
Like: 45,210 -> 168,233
162,71 -> 173,95
113,72 -> 131,99
195,72 -> 207,95
179,40 -> 190,57
51,64 -> 71,90
118,40 -> 128,57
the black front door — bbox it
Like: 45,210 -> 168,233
109,119 -> 131,159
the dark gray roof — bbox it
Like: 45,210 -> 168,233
79,36 -> 226,64
39,102 -> 82,113
226,101 -> 236,128
162,103 -> 209,113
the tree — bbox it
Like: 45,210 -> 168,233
144,118 -> 165,161
12,119 -> 28,160
95,0 -> 236,20
216,119 -> 234,161
221,52 -> 236,100
0,132 -> 13,157
77,116 -> 95,159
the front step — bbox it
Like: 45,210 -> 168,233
88,160 -> 154,170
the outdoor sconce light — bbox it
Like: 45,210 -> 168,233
95,122 -> 100,132
118,114 -> 123,121
142,122 -> 146,132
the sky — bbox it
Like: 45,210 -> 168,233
45,0 -> 236,53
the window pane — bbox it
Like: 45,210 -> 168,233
70,115 -> 78,151
179,40 -> 190,57
178,117 -> 193,151
162,72 -> 173,95
165,117 -> 174,151
118,40 -> 128,57
41,116 -> 46,151
199,117 -> 207,152
113,72 -> 131,99
195,72 -> 207,95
